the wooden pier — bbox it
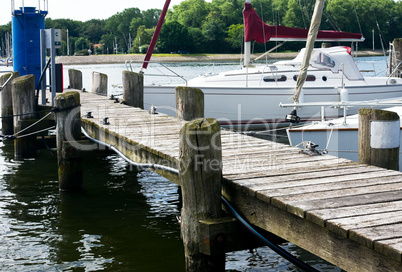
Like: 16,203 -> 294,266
71,90 -> 402,271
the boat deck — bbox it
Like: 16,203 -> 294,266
77,90 -> 402,271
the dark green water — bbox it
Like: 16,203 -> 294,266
0,137 -> 341,271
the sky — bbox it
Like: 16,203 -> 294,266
0,0 -> 211,26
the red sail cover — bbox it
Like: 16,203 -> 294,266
243,3 -> 364,42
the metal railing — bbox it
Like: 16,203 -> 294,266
124,60 -> 188,86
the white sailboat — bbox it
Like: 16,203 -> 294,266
141,0 -> 402,129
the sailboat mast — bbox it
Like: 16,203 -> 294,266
293,0 -> 326,103
244,0 -> 252,66
142,0 -> 171,70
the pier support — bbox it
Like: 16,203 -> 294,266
392,38 -> 402,78
176,87 -> 204,121
55,91 -> 83,191
358,108 -> 399,171
122,71 -> 144,109
12,74 -> 36,160
91,72 -> 107,95
68,69 -> 83,90
179,118 -> 224,271
1,72 -> 19,135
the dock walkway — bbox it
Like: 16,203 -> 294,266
78,90 -> 402,271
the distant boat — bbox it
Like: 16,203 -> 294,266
141,0 -> 402,129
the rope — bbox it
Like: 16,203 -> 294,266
81,126 -> 179,175
15,126 -> 56,139
13,112 -> 53,137
323,126 -> 334,154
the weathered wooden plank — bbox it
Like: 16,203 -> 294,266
272,178 -> 402,217
261,170 -> 398,200
306,200 -> 402,227
232,166 -> 384,197
283,190 -> 402,220
375,238 -> 402,262
350,223 -> 402,252
326,210 -> 402,238
223,156 -> 353,176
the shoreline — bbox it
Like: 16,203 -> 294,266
56,50 -> 384,65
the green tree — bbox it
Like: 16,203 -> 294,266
202,11 -> 227,52
132,25 -> 155,53
82,19 -> 106,44
142,9 -> 162,28
105,8 -> 142,53
168,0 -> 211,28
188,27 -> 207,53
226,24 -> 244,49
157,21 -> 190,53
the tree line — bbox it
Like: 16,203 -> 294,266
0,0 -> 401,57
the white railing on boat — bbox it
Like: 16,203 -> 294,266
280,100 -> 402,125
124,60 -> 188,86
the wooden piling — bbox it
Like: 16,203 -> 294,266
68,69 -> 83,90
392,38 -> 402,78
358,108 -> 400,170
179,118 -> 224,271
1,71 -> 19,135
54,91 -> 83,191
91,72 -> 107,95
176,87 -> 204,121
122,71 -> 144,109
12,74 -> 36,160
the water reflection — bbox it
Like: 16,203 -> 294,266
0,130 -> 342,271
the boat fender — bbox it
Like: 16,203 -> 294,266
340,87 -> 349,102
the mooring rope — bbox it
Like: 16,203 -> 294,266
81,126 -> 179,175
13,112 -> 54,137
14,126 -> 56,139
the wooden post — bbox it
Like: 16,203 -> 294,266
1,71 -> 19,135
122,71 -> 144,109
12,74 -> 36,160
392,38 -> 402,78
358,108 -> 400,170
68,69 -> 83,90
91,72 -> 108,95
179,118 -> 224,271
54,91 -> 83,191
176,87 -> 204,121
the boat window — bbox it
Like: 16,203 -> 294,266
263,75 -> 287,82
311,52 -> 335,68
293,75 -> 316,81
